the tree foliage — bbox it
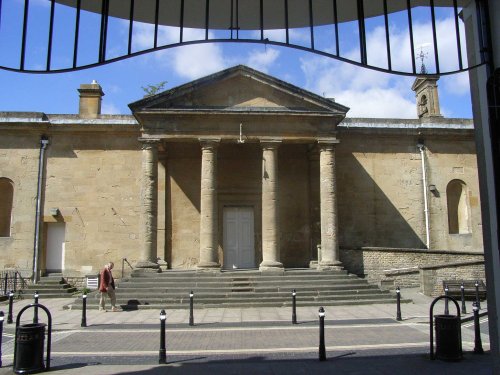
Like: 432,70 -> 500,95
142,81 -> 168,97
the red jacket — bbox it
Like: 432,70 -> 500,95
99,267 -> 115,292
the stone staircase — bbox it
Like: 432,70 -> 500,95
22,274 -> 77,299
69,269 -> 409,310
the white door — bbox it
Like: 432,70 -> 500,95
223,207 -> 255,269
46,223 -> 66,272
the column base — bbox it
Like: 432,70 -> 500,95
135,260 -> 160,269
259,260 -> 284,272
132,261 -> 160,276
197,261 -> 221,270
318,260 -> 343,271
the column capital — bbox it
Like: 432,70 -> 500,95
317,138 -> 340,150
260,139 -> 282,150
138,138 -> 161,150
199,138 -> 221,149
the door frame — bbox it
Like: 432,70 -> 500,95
222,205 -> 257,270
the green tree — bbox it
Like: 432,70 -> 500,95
142,81 -> 168,97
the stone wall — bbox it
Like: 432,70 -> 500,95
340,247 -> 485,295
42,132 -> 142,276
0,133 -> 43,274
420,261 -> 485,296
336,132 -> 483,252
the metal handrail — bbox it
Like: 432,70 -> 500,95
121,258 -> 134,279
1,271 -> 28,296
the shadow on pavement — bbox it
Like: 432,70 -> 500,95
61,352 -> 494,375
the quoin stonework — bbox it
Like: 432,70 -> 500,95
0,65 -> 484,295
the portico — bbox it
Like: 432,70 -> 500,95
129,65 -> 348,271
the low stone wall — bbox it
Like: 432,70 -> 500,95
339,247 -> 485,296
420,261 -> 485,297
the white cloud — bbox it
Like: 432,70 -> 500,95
245,48 -> 280,73
300,54 -> 416,118
299,15 -> 469,118
131,24 -> 228,80
336,88 -> 416,118
167,44 -> 227,80
102,102 -> 121,115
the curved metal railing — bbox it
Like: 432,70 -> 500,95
0,0 -> 488,75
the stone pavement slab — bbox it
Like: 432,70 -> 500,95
0,287 -> 492,374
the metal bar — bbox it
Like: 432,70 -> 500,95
180,0 -> 184,43
453,0 -> 463,70
73,0 -> 81,68
429,0 -> 440,74
236,0 -> 239,39
357,0 -> 367,65
285,0 -> 289,44
20,0 -> 30,71
383,0 -> 392,71
154,0 -> 159,48
46,0 -> 56,71
128,0 -> 134,54
99,0 -> 109,63
406,0 -> 416,74
205,0 -> 209,40
333,0 -> 339,56
309,0 -> 314,50
260,0 -> 264,40
230,0 -> 234,39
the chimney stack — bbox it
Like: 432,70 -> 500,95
78,80 -> 104,118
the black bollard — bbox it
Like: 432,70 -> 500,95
319,307 -> 326,361
33,291 -> 39,324
81,293 -> 87,327
473,302 -> 484,354
0,311 -> 4,367
292,289 -> 297,324
460,282 -> 467,314
7,291 -> 14,324
475,280 -> 481,310
189,291 -> 194,326
444,285 -> 449,315
159,310 -> 167,364
396,286 -> 402,321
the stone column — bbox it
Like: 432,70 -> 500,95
308,145 -> 321,263
318,140 -> 342,270
136,138 -> 160,270
260,140 -> 283,271
198,139 -> 220,269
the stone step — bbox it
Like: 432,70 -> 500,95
70,297 -> 411,310
129,270 -> 349,279
117,278 -> 361,286
83,294 -> 394,306
22,277 -> 78,298
126,274 -> 351,281
111,284 -> 378,295
24,284 -> 74,290
66,269 -> 402,308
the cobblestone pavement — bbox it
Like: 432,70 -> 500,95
0,288 -> 494,374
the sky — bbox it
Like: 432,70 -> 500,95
0,1 -> 473,119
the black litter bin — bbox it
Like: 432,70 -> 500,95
434,314 -> 462,361
14,323 -> 46,374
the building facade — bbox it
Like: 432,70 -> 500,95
0,66 -> 483,285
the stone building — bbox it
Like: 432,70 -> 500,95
0,65 -> 484,291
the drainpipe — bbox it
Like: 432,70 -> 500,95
33,135 -> 49,284
417,142 -> 430,249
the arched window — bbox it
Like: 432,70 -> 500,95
447,179 -> 471,234
0,178 -> 14,237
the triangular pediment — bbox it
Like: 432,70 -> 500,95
129,65 -> 348,115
